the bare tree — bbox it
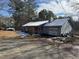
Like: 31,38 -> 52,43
8,0 -> 36,30
71,1 -> 79,14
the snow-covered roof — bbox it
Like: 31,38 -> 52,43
22,20 -> 48,27
44,18 -> 69,26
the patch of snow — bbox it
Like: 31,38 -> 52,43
16,31 -> 29,38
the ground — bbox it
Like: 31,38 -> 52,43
0,37 -> 79,59
0,31 -> 79,59
0,31 -> 18,38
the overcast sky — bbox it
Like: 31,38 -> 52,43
36,0 -> 79,16
0,0 -> 79,16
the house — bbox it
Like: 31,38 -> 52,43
22,20 -> 48,34
43,18 -> 72,36
22,18 -> 72,36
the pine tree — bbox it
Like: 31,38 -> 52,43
39,9 -> 57,20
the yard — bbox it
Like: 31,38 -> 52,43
0,31 -> 79,59
0,31 -> 18,38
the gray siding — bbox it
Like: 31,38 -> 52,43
61,21 -> 72,35
43,26 -> 61,36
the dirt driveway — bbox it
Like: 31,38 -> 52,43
0,38 -> 79,59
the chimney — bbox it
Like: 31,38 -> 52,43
48,18 -> 54,23
49,19 -> 51,23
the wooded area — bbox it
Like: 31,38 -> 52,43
0,0 -> 79,31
